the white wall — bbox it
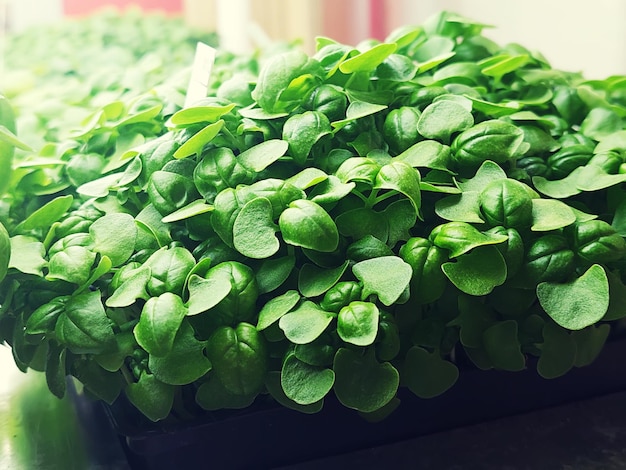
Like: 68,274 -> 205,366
394,0 -> 626,79
5,0 -> 63,33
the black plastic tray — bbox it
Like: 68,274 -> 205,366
105,338 -> 626,470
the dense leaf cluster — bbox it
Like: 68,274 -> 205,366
2,11 -> 626,422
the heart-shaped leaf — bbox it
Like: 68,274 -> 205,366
537,264 -> 609,330
442,245 -> 507,296
279,199 -> 339,252
417,100 -> 474,142
482,320 -> 526,371
353,256 -> 412,306
126,372 -> 175,422
55,290 -> 115,354
374,160 -> 422,213
403,346 -> 459,398
255,255 -> 296,294
195,374 -> 258,411
205,323 -> 267,396
133,293 -> 187,357
572,324 -> 611,367
279,300 -> 335,344
89,212 -> 137,267
46,246 -> 96,286
283,111 -> 331,164
337,301 -> 379,346
537,321 -> 576,379
433,221 -> 508,258
186,272 -> 232,316
333,348 -> 399,413
148,321 -> 211,385
233,197 -> 280,259
265,372 -> 324,414
531,199 -> 576,231
9,235 -> 46,275
106,266 -> 151,308
281,352 -> 334,405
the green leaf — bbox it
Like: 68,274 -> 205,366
572,324 -> 611,367
339,43 -> 397,73
279,199 -> 339,252
442,245 -> 507,295
205,322 -> 267,396
283,111 -> 331,165
374,160 -> 422,213
397,140 -> 452,172
89,212 -> 137,267
0,123 -> 32,151
435,191 -> 484,224
404,346 -> 459,398
126,372 -> 175,422
45,342 -> 67,399
531,199 -> 576,231
352,256 -> 412,306
336,207 -> 388,242
331,101 -> 388,130
480,54 -> 529,78
281,352 -> 334,405
21,195 -> 73,231
532,169 -> 584,199
433,221 -> 508,257
148,321 -> 211,385
482,320 -> 526,371
46,246 -> 96,285
459,160 -> 507,192
279,300 -> 335,344
337,301 -> 379,346
56,290 -> 115,354
168,103 -> 236,127
233,197 -> 280,259
252,50 -> 316,113
537,264 -> 609,330
173,120 -> 224,159
382,199 -> 418,247
537,322 -> 577,379
26,297 -> 67,335
417,100 -> 474,142
265,372 -> 323,414
106,266 -> 151,308
580,107 -> 622,139
186,272 -> 232,316
255,255 -> 296,294
413,35 -> 454,61
195,375 -> 257,411
237,139 -> 289,172
0,222 -> 9,283
576,164 -> 626,192
133,293 -> 187,357
161,199 -> 213,223
9,235 -> 46,275
333,348 -> 399,413
298,261 -> 349,298
257,290 -> 300,330
448,295 -> 497,349
603,269 -> 626,321
286,167 -> 329,190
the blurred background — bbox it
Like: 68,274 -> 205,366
1,0 -> 625,79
